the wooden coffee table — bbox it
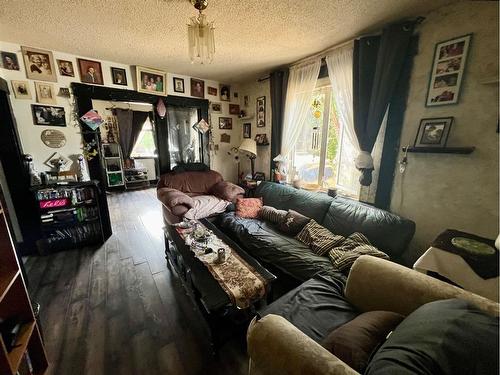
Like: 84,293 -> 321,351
163,218 -> 276,350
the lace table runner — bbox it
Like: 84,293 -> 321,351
175,222 -> 267,309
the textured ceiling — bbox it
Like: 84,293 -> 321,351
0,0 -> 458,83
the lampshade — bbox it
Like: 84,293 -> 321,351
239,139 -> 257,157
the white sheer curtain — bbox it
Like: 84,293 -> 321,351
325,43 -> 358,152
281,58 -> 322,158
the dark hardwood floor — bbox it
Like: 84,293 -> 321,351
24,188 -> 248,375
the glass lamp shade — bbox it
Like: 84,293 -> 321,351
188,13 -> 215,64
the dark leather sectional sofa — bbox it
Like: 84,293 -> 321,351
218,181 -> 416,289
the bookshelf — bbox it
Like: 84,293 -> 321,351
32,181 -> 105,254
0,195 -> 48,375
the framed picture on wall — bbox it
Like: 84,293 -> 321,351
219,117 -> 233,129
256,96 -> 266,127
191,78 -> 205,98
208,86 -> 217,96
136,66 -> 166,95
11,80 -> 32,99
77,58 -> 104,85
31,104 -> 66,127
425,34 -> 472,106
21,46 -> 57,82
220,84 -> 230,101
1,51 -> 20,70
414,117 -> 453,148
34,81 -> 57,104
211,102 -> 222,113
229,104 -> 240,115
111,67 -> 127,85
56,59 -> 75,77
173,77 -> 185,93
243,123 -> 251,138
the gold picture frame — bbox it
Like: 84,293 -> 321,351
136,66 -> 166,96
35,81 -> 57,104
21,46 -> 57,82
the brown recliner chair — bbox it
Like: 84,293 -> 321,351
157,169 -> 244,225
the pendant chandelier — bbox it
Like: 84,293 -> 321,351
187,0 -> 215,64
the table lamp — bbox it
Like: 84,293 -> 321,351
239,139 -> 257,178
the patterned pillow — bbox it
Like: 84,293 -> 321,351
278,210 -> 311,236
296,219 -> 345,256
259,205 -> 287,224
235,197 -> 263,218
329,244 -> 389,272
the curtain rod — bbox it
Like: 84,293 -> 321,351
288,17 -> 425,68
289,37 -> 357,68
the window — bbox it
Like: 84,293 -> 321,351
131,117 -> 157,158
292,79 -> 358,195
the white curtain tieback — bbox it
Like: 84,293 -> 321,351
355,151 -> 374,170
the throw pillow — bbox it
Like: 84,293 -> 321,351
296,219 -> 345,256
321,311 -> 405,373
365,299 -> 499,375
235,197 -> 263,218
278,210 -> 311,236
259,206 -> 287,224
329,244 -> 389,272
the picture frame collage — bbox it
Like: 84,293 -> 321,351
413,34 -> 473,149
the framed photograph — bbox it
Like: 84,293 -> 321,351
426,34 -> 472,106
173,77 -> 185,93
243,123 -> 251,139
191,78 -> 205,98
77,58 -> 104,85
244,95 -> 249,107
208,86 -> 217,96
111,67 -> 127,85
31,104 -> 66,127
211,102 -> 222,113
136,66 -> 166,95
1,51 -> 20,70
21,46 -> 57,82
256,96 -> 266,127
255,133 -> 269,145
220,84 -> 230,101
56,59 -> 75,77
11,80 -> 31,99
34,82 -> 56,104
414,117 -> 453,148
253,172 -> 265,181
219,117 -> 233,129
220,133 -> 231,143
229,104 -> 240,115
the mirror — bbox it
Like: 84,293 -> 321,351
167,107 -> 202,168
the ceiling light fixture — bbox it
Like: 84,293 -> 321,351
187,0 -> 215,64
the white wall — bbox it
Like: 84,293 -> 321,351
0,40 -> 241,182
238,79 -> 272,179
390,1 -> 499,263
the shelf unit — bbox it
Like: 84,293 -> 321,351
402,146 -> 475,154
124,168 -> 149,190
0,196 -> 48,374
32,181 -> 105,254
102,143 -> 125,188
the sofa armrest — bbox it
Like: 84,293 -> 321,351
247,315 -> 359,375
157,187 -> 194,210
345,255 -> 500,317
210,181 -> 245,202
